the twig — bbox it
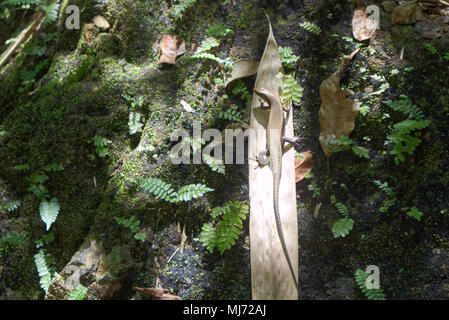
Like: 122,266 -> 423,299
0,12 -> 46,69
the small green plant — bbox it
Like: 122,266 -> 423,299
402,207 -> 423,221
2,199 -> 21,212
43,163 -> 64,172
128,111 -> 144,135
140,178 -> 214,203
39,197 -> 60,231
218,104 -> 243,122
232,81 -> 251,105
300,21 -> 321,35
191,37 -> 231,68
355,269 -> 386,300
203,154 -> 225,175
374,180 -> 396,213
279,46 -> 299,69
172,0 -> 197,18
279,73 -> 303,106
92,135 -> 112,158
68,284 -> 88,300
115,216 -> 147,241
19,59 -> 48,89
308,181 -> 321,198
331,195 -> 354,238
0,232 -> 28,247
200,201 -> 249,254
206,23 -> 233,38
34,248 -> 56,295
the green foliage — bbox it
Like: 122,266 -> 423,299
300,21 -> 321,35
352,146 -> 370,159
92,135 -> 112,157
308,181 -> 321,197
279,47 -> 299,69
424,42 -> 438,55
331,195 -> 354,238
328,135 -> 353,153
385,97 -> 425,121
13,163 -> 30,171
231,81 -> 251,105
200,201 -> 249,254
34,249 -> 56,295
39,197 -> 60,231
387,119 -> 430,165
191,37 -> 231,68
2,199 -> 21,212
331,218 -> 354,238
279,73 -> 303,106
206,24 -> 233,38
355,269 -> 386,300
218,104 -> 243,122
203,154 -> 225,175
374,180 -> 396,213
402,207 -> 423,221
0,232 -> 28,246
19,59 -> 48,89
28,183 -> 49,199
44,163 -> 64,172
128,111 -> 144,135
115,216 -> 147,241
2,0 -> 43,5
68,284 -> 88,300
41,1 -> 59,25
172,0 -> 196,18
140,178 -> 214,203
176,184 -> 214,202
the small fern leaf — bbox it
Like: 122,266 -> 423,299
34,249 -> 55,295
39,197 -> 60,231
331,218 -> 354,238
4,199 -> 21,212
68,284 -> 88,300
199,222 -> 217,253
140,178 -> 178,203
176,184 -> 214,202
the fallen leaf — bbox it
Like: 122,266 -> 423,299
352,7 -> 377,41
158,34 -> 186,64
134,287 -> 183,300
93,15 -> 110,30
294,151 -> 313,182
318,49 -> 360,162
225,58 -> 260,87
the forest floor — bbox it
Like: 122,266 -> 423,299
1,0 -> 449,300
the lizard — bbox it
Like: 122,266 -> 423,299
253,87 -> 299,293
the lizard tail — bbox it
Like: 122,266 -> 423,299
273,182 -> 299,295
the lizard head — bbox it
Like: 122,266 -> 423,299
253,87 -> 275,106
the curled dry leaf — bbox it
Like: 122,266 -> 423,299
134,287 -> 183,300
352,7 -> 378,41
294,151 -> 313,182
158,34 -> 187,64
318,49 -> 360,161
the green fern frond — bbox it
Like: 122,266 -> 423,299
115,216 -> 140,233
300,21 -> 321,35
68,284 -> 88,300
280,73 -> 303,106
386,98 -> 425,121
279,47 -> 299,69
199,222 -> 217,253
172,0 -> 197,18
0,232 -> 28,246
374,180 -> 395,196
203,154 -> 225,175
352,145 -> 370,159
42,1 -> 59,25
206,24 -> 233,38
34,249 -> 56,295
2,0 -> 43,6
39,197 -> 60,231
216,202 -> 248,254
4,199 -> 21,212
28,183 -> 49,199
355,269 -> 386,300
331,218 -> 354,238
218,104 -> 243,122
402,207 -> 423,221
176,184 -> 214,202
140,177 -> 178,203
44,163 -> 64,172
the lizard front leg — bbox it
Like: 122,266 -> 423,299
254,149 -> 270,168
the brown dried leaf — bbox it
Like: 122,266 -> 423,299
180,224 -> 187,253
318,49 -> 360,160
294,151 -> 313,182
134,287 -> 183,300
158,34 -> 186,64
352,7 -> 377,41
